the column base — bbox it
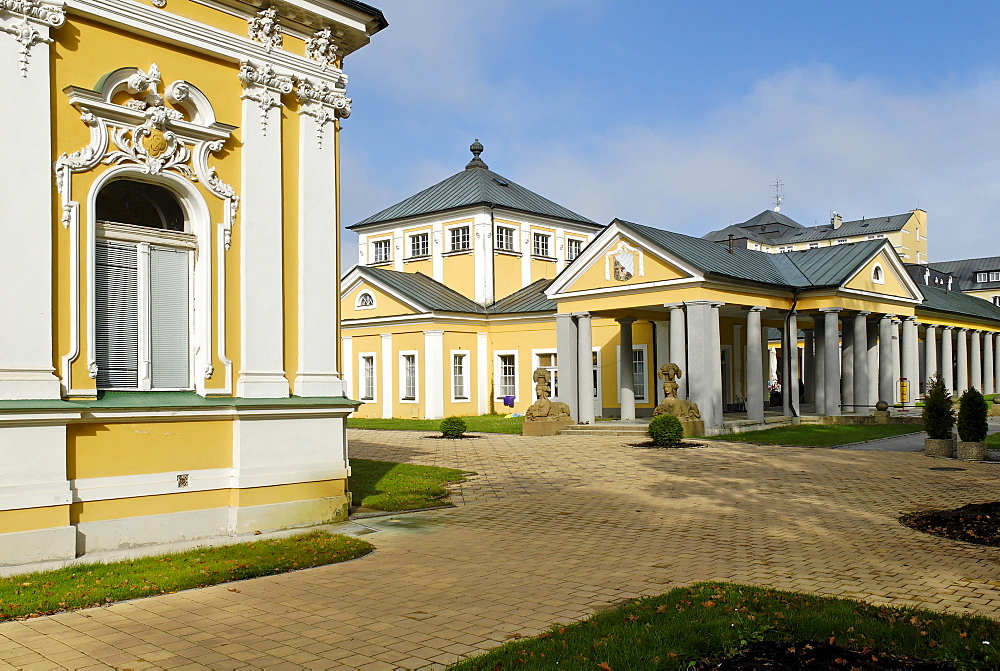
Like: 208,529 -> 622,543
237,373 -> 290,398
292,373 -> 345,398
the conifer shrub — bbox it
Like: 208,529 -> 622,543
648,414 -> 684,448
440,416 -> 467,439
923,373 -> 955,440
957,387 -> 989,443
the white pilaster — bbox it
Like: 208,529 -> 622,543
392,227 -> 403,271
237,62 -> 293,398
293,79 -> 350,397
424,331 -> 444,419
0,2 -> 65,400
341,336 -> 353,399
477,332 -> 488,415
380,333 -> 392,419
431,221 -> 444,282
473,213 -> 493,305
576,313 -> 595,424
520,228 -> 531,288
654,320 -> 670,403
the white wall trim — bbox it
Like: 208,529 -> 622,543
380,333 -> 392,418
423,332 -> 443,419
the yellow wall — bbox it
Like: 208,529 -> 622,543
68,420 -> 233,479
844,251 -> 913,298
443,252 -> 476,300
443,331 -> 480,416
0,506 -> 69,533
494,254 -> 523,300
404,259 -> 433,276
343,283 -> 417,319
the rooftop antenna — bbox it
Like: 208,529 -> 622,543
771,179 -> 785,212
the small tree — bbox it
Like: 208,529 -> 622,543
923,373 -> 955,440
957,388 -> 989,443
440,416 -> 467,439
648,414 -> 684,448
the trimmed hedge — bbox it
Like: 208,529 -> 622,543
648,414 -> 684,447
440,416 -> 467,439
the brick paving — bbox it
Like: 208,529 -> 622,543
2,429 -> 1000,669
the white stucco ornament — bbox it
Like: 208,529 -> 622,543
0,0 -> 66,77
248,6 -> 282,52
605,240 -> 644,281
305,27 -> 338,69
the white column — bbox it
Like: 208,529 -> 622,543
821,308 -> 841,415
423,331 -> 444,419
841,322 -> 854,411
732,323 -> 743,405
815,318 -> 826,413
710,304 -> 725,427
984,332 -> 994,395
380,334 -> 393,418
654,320 -> 670,403
853,312 -> 869,413
878,315 -> 894,406
941,326 -> 954,396
867,320 -> 879,409
971,330 -> 983,393
995,333 -> 1000,397
477,332 -> 488,415
803,330 -> 815,405
0,6 -> 64,399
924,325 -> 938,393
577,313 -> 595,424
685,301 -> 721,430
555,313 -> 579,419
891,319 -> 901,404
668,304 -> 687,399
617,317 -> 636,420
294,82 -> 349,397
956,328 -> 969,395
746,307 -> 765,422
901,317 -> 918,407
341,336 -> 353,399
238,63 -> 293,398
787,312 -> 800,417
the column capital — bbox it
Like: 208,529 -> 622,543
924,324 -> 939,329
422,330 -> 444,336
683,300 -> 716,307
380,333 -> 392,341
854,311 -> 871,317
942,325 -> 954,331
902,315 -> 918,322
748,306 -> 766,313
573,312 -> 592,319
664,302 -> 685,309
881,313 -> 896,319
957,326 -> 969,332
615,316 -> 637,325
819,307 -> 842,313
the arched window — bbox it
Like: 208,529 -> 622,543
872,264 -> 884,284
94,179 -> 194,390
356,291 -> 376,309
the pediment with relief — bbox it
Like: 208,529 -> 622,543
561,235 -> 696,294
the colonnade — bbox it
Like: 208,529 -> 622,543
554,306 -> 1000,434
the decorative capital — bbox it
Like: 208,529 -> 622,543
0,0 -> 65,77
248,6 -> 282,53
238,60 -> 293,94
296,78 -> 351,117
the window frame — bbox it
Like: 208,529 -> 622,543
355,290 -> 377,310
451,350 -> 470,403
494,351 -> 518,401
358,352 -> 377,402
448,225 -> 471,252
532,232 -> 551,258
990,272 -> 1000,282
372,237 -> 392,264
565,237 -> 584,261
872,263 -> 884,285
976,272 -> 988,283
532,349 -> 559,399
399,350 -> 419,403
408,232 -> 429,259
495,225 -> 516,252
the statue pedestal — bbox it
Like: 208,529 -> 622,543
679,420 -> 705,437
522,419 -> 575,436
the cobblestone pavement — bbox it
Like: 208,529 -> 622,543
2,430 -> 1000,670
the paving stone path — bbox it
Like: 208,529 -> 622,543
2,429 -> 999,669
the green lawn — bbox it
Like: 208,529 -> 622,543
707,423 -> 921,447
0,532 -> 372,620
348,414 -> 524,434
451,582 -> 1000,670
350,459 -> 470,511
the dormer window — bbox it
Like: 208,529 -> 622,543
976,272 -> 988,282
991,272 -> 1000,282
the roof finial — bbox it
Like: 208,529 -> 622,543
466,138 -> 488,170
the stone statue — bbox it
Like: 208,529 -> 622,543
525,368 -> 572,421
653,362 -> 701,421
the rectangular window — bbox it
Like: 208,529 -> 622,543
632,347 -> 646,401
95,240 -> 191,391
452,353 -> 467,400
497,354 -> 516,397
401,353 -> 417,400
535,351 -> 558,398
808,242 -> 820,249
976,272 -> 989,282
993,296 -> 1000,307
532,233 -> 550,257
779,245 -> 794,253
566,238 -> 582,261
495,226 -> 515,251
990,272 -> 1000,282
361,355 -> 375,400
449,226 -> 470,251
836,238 -> 849,244
409,233 -> 428,258
373,239 -> 391,263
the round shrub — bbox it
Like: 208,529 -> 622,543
957,387 -> 989,443
923,373 -> 955,440
648,414 -> 684,448
440,416 -> 467,439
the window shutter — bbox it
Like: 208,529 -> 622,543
95,241 -> 139,388
149,247 -> 190,388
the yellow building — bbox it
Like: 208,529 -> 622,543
342,143 -> 1000,432
0,0 -> 385,566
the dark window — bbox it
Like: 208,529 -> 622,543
96,180 -> 185,231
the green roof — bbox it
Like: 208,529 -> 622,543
354,266 -> 486,313
918,284 -> 1000,321
351,143 -> 599,229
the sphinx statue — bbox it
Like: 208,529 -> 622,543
652,362 -> 701,421
525,368 -> 572,421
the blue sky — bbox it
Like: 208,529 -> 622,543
338,1 -> 1000,264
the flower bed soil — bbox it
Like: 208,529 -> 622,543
900,501 -> 1000,546
698,639 -> 953,669
627,441 -> 704,449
